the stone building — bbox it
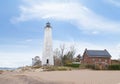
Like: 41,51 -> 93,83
82,49 -> 111,69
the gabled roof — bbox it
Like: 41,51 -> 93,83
85,49 -> 111,57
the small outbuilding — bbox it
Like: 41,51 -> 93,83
32,56 -> 41,66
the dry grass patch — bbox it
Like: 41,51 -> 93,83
0,70 -> 4,74
43,66 -> 71,71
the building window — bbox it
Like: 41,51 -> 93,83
99,59 -> 101,62
92,59 -> 95,62
105,59 -> 107,62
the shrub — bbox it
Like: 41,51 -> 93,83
85,64 -> 95,69
43,66 -> 70,71
94,65 -> 101,70
32,65 -> 41,69
57,66 -> 70,71
79,64 -> 86,69
108,65 -> 120,70
65,63 -> 80,68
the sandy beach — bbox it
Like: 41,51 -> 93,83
0,70 -> 120,84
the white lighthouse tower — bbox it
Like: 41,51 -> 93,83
42,22 -> 54,65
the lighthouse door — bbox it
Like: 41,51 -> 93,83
46,59 -> 49,64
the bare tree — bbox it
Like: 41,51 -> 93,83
54,44 -> 76,66
60,44 -> 65,65
69,45 -> 76,60
53,48 -> 61,66
75,54 -> 82,62
62,45 -> 76,65
60,44 -> 65,57
54,48 -> 61,58
118,46 -> 120,65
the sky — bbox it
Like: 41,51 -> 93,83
0,0 -> 120,67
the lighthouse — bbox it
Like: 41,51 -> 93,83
42,22 -> 54,65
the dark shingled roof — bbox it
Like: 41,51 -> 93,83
86,49 -> 111,57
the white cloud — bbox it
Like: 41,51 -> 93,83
0,39 -> 43,67
0,52 -> 42,67
11,0 -> 120,33
82,30 -> 100,35
0,44 -> 29,49
0,39 -> 119,67
53,40 -> 120,59
106,0 -> 120,7
26,39 -> 33,42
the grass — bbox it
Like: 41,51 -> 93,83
42,66 -> 71,71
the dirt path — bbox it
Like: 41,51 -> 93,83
0,73 -> 44,84
0,72 -> 72,84
0,70 -> 120,84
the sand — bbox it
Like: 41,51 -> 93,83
0,70 -> 120,84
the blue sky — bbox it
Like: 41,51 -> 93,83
0,0 -> 120,67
